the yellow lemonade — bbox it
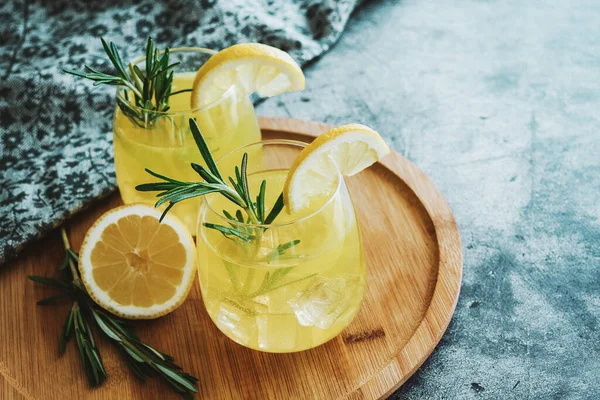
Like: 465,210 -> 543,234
113,72 -> 261,231
197,169 -> 366,353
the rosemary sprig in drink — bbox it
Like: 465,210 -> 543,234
137,118 -> 303,296
64,37 -> 190,128
28,228 -> 198,398
136,118 -> 287,243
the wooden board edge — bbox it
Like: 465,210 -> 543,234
258,116 -> 332,136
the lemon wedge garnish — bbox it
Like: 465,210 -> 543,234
283,124 -> 390,213
78,204 -> 196,319
191,43 -> 305,107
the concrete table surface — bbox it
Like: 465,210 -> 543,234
258,0 -> 600,398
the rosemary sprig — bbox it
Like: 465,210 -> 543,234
136,118 -> 305,296
136,118 -> 286,239
64,37 -> 191,128
136,118 -> 316,298
28,228 -> 198,398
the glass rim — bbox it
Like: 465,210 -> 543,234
115,47 -> 238,115
203,139 -> 343,228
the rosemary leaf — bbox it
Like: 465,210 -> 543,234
120,347 -> 149,380
191,162 -> 221,184
92,311 -> 122,342
204,223 -> 254,242
267,240 -> 301,260
228,176 -> 243,197
36,293 -> 71,305
159,203 -> 175,222
59,306 -> 75,355
156,364 -> 198,393
141,168 -> 189,185
189,120 -> 222,180
135,182 -> 180,192
167,189 -> 220,205
235,210 -> 245,223
123,346 -> 145,363
264,193 -> 284,225
28,275 -> 70,290
257,180 -> 266,222
169,88 -> 193,97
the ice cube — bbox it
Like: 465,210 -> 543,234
288,276 -> 351,330
253,285 -> 297,315
214,300 -> 257,346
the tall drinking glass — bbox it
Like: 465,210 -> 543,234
113,48 -> 261,231
196,140 -> 366,352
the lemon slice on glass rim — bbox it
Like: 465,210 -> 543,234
191,43 -> 305,107
78,204 -> 196,319
283,123 -> 390,213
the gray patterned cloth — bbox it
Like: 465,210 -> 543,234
0,0 -> 365,264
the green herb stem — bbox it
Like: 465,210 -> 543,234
64,37 -> 180,129
136,118 -> 282,233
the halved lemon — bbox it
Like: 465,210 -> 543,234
191,43 -> 305,107
283,124 -> 390,213
78,204 -> 196,319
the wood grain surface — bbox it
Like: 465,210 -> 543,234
0,117 -> 462,400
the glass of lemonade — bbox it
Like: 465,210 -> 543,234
196,140 -> 366,352
113,48 -> 261,232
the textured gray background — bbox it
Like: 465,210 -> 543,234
258,0 -> 600,398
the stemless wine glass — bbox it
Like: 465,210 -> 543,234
113,48 -> 261,232
196,140 -> 366,353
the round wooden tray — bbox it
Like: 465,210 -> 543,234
0,117 -> 462,400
